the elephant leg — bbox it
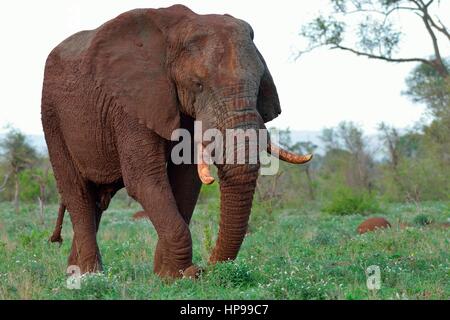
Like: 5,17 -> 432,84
127,166 -> 197,278
42,119 -> 102,273
167,114 -> 202,225
68,181 -> 123,268
116,125 -> 199,278
64,183 -> 103,273
167,164 -> 202,225
68,201 -> 103,270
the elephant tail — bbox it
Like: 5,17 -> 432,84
49,203 -> 66,244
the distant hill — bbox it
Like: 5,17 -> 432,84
289,130 -> 325,154
289,130 -> 383,157
1,130 -> 382,158
14,131 -> 326,156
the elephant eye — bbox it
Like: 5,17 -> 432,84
193,81 -> 203,92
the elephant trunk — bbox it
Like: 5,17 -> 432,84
209,165 -> 259,263
209,106 -> 260,263
201,87 -> 313,263
210,154 -> 260,264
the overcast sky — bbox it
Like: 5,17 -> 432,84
0,0 -> 448,135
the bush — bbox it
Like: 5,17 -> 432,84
310,231 -> 335,246
206,261 -> 255,288
322,187 -> 381,216
18,168 -> 58,203
413,214 -> 433,226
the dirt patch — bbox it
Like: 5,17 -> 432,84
357,217 -> 391,234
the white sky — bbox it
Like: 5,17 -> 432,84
0,0 -> 448,135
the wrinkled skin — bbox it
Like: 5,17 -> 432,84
41,5 -> 308,278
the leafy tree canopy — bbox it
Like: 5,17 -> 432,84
300,0 -> 449,77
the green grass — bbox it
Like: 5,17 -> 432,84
0,199 -> 448,300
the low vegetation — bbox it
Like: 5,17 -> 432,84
0,200 -> 448,300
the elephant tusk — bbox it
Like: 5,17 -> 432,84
267,142 -> 313,164
255,114 -> 313,165
197,143 -> 215,185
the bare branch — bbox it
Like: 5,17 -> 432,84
344,8 -> 391,15
0,174 -> 10,192
418,6 -> 449,77
410,0 -> 424,10
379,5 -> 421,29
294,44 -> 325,60
343,5 -> 419,16
428,15 -> 450,41
330,45 -> 432,65
299,0 -> 448,77
424,0 -> 435,8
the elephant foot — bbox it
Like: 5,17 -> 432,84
68,252 -> 103,274
153,242 -> 199,279
81,260 -> 103,274
73,263 -> 103,275
208,249 -> 235,265
182,265 -> 203,279
155,264 -> 202,279
67,262 -> 103,275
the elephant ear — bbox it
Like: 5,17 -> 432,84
256,48 -> 282,123
87,7 -> 191,140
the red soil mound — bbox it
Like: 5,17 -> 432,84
357,217 -> 391,234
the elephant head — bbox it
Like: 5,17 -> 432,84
88,5 -> 312,264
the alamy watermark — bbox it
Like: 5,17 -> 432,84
66,265 -> 81,290
366,265 -> 381,290
170,121 -> 279,176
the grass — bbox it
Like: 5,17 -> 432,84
0,199 -> 448,300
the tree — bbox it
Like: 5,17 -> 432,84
378,122 -> 406,195
377,124 -> 421,161
404,59 -> 450,161
405,59 -> 450,118
300,0 -> 449,78
321,122 -> 375,191
290,141 -> 318,200
0,127 -> 38,213
0,174 -> 9,193
274,128 -> 318,200
32,167 -> 51,225
378,122 -> 401,169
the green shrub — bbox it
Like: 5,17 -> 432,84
18,168 -> 58,203
413,214 -> 433,226
310,231 -> 335,246
206,261 -> 255,288
66,272 -> 121,300
18,229 -> 48,249
322,187 -> 381,216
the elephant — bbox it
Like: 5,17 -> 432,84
41,4 -> 312,278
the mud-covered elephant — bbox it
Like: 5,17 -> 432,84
41,5 -> 312,278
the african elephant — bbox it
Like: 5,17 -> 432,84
41,5 -> 312,278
